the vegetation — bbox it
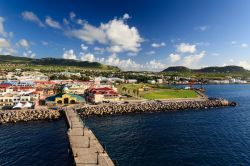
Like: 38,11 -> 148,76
0,55 -> 120,71
141,89 -> 198,99
117,83 -> 198,100
163,65 -> 248,73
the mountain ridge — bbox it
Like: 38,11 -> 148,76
162,65 -> 248,73
0,55 -> 120,71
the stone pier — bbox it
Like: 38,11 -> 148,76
65,108 -> 115,166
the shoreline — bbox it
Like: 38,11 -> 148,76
0,98 -> 237,124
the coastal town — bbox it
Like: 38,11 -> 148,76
0,67 -> 239,166
1,0 -> 249,165
0,68 -> 244,112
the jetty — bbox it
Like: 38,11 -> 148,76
78,98 -> 237,117
0,109 -> 60,124
65,107 -> 115,166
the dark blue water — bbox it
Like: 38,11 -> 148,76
86,84 -> 250,166
0,119 -> 71,166
1,85 -> 250,166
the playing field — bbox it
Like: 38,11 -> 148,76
141,89 -> 198,99
118,83 -> 198,100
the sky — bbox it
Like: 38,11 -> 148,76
0,0 -> 249,71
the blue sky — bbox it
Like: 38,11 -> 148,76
0,0 -> 249,71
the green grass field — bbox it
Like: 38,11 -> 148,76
117,83 -> 198,100
141,89 -> 198,99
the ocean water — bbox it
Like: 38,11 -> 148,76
86,84 -> 250,166
0,119 -> 72,166
1,84 -> 250,166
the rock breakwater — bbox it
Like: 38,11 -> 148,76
78,99 -> 237,117
0,109 -> 61,124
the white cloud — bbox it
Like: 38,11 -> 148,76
238,60 -> 250,70
127,52 -> 137,56
21,11 -> 45,27
67,23 -> 107,44
80,53 -> 95,62
62,49 -> 77,60
94,47 -> 105,55
212,53 -> 220,56
195,26 -> 209,31
144,60 -> 165,71
0,37 -> 15,55
66,14 -> 143,54
182,51 -> 205,68
146,51 -> 155,55
102,18 -> 142,53
23,50 -> 36,58
63,18 -> 69,25
80,44 -> 88,51
41,41 -> 48,46
0,17 -> 6,37
76,19 -> 86,26
17,39 -> 29,49
45,16 -> 61,29
231,41 -> 237,45
229,59 -> 234,63
94,54 -> 164,71
123,13 -> 131,20
196,42 -> 210,47
96,53 -> 142,70
241,43 -> 248,48
177,43 -> 196,53
0,38 -> 10,48
70,12 -> 76,20
169,53 -> 181,63
151,42 -> 165,48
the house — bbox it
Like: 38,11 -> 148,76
45,93 -> 86,106
86,87 -> 120,103
0,93 -> 38,109
147,80 -> 156,84
126,79 -> 137,83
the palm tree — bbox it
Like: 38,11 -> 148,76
136,90 -> 140,97
133,89 -> 137,96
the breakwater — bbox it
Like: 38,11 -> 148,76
78,99 -> 237,117
65,108 -> 115,166
0,109 -> 61,124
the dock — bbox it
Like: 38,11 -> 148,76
65,108 -> 115,166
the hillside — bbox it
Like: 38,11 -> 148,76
162,66 -> 191,72
196,66 -> 247,73
162,65 -> 248,73
0,55 -> 119,71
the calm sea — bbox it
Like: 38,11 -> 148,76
0,119 -> 72,166
1,84 -> 250,166
86,84 -> 250,166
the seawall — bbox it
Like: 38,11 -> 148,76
78,99 -> 237,117
0,109 -> 61,124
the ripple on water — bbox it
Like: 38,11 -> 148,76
0,119 -> 72,166
86,85 -> 250,166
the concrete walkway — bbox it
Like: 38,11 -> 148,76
65,108 -> 115,166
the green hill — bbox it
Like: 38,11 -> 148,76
0,55 -> 119,71
162,66 -> 191,72
163,65 -> 248,73
195,66 -> 247,73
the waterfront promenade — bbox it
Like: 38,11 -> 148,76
65,107 -> 115,166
